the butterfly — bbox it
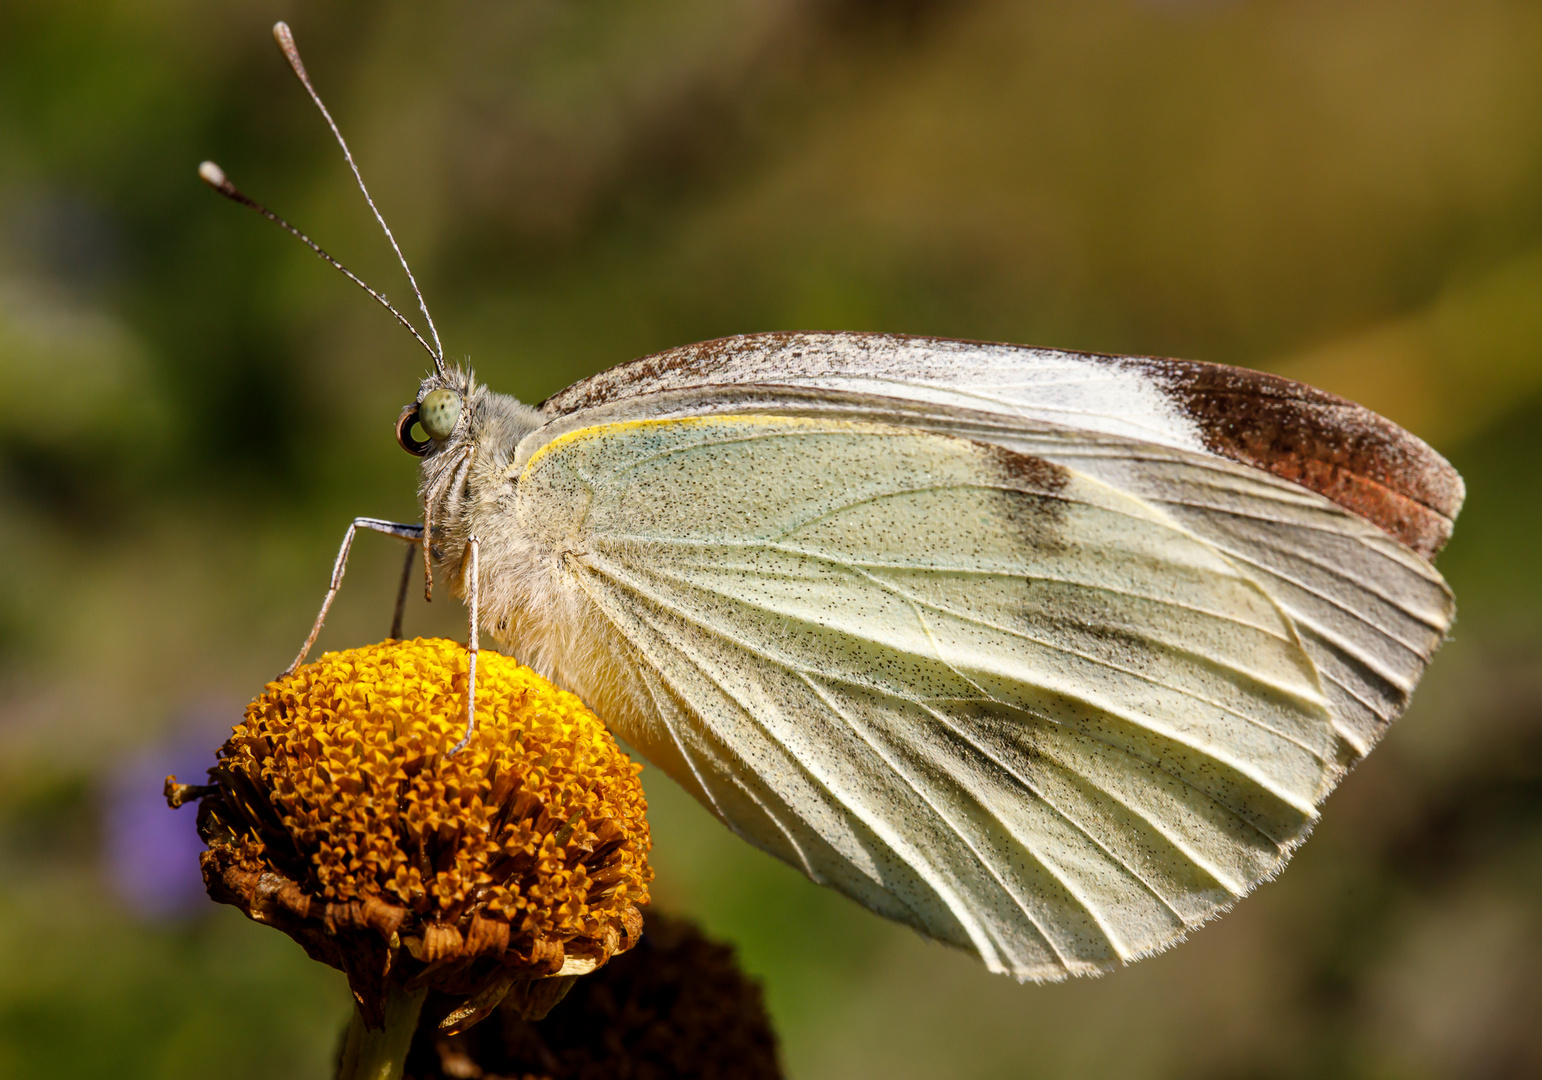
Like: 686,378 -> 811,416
211,23 -> 1462,982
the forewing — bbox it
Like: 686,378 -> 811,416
528,334 -> 1459,756
537,331 -> 1464,558
504,414 -> 1392,979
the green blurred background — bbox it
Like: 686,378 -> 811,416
2,1 -> 1540,1077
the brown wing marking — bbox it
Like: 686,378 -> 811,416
1131,359 -> 1464,559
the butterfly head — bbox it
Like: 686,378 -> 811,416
396,368 -> 471,458
397,366 -> 482,567
397,365 -> 542,561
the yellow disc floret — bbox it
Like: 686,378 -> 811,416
183,638 -> 651,1027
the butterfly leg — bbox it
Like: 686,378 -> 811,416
389,541 -> 419,641
284,517 -> 425,677
450,535 -> 480,755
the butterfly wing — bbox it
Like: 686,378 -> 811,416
486,334 -> 1458,980
533,333 -> 1461,754
538,332 -> 1463,558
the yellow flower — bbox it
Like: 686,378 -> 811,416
169,638 -> 651,1030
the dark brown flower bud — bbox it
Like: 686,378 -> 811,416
405,913 -> 783,1080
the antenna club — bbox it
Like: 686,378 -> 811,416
272,22 -> 309,80
262,18 -> 445,372
198,161 -> 232,192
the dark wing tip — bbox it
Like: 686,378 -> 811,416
1133,358 -> 1465,559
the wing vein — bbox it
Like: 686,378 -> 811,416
581,549 -> 1309,842
575,561 -> 979,945
862,567 -> 1229,914
613,550 -> 1335,787
596,534 -> 1296,643
846,563 -> 1334,762
565,568 -> 732,826
796,672 -> 1074,968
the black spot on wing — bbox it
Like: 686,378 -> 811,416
979,442 -> 1069,498
973,442 -> 1071,556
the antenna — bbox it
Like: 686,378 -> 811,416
272,21 -> 445,365
198,161 -> 441,367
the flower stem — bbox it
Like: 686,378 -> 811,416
336,985 -> 427,1080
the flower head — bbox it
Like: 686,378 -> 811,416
169,638 -> 651,1028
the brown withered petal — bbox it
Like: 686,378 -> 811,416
404,912 -> 783,1080
169,638 -> 652,1029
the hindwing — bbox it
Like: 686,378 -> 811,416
490,396 -> 1455,978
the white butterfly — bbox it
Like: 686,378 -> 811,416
404,332 -> 1460,981
216,23 -> 1463,983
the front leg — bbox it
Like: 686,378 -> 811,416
285,517 -> 424,677
450,535 -> 480,755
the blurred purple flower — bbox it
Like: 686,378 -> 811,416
102,713 -> 228,919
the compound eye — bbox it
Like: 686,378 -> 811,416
395,404 -> 430,456
418,388 -> 463,440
